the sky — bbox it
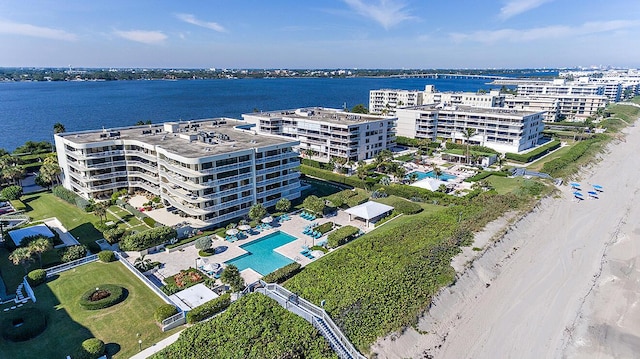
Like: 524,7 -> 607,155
0,0 -> 639,69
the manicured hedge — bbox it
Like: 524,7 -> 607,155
59,245 -> 88,262
300,165 -> 364,189
262,263 -> 302,284
79,284 -> 126,310
314,222 -> 334,234
1,307 -> 47,342
78,338 -> 105,359
186,293 -> 231,324
379,198 -> 422,215
154,304 -> 179,323
9,199 -> 26,212
97,250 -> 116,262
143,217 -> 157,227
541,136 -> 605,177
52,185 -> 90,211
505,140 -> 561,163
327,225 -> 360,248
27,269 -> 47,287
119,226 -> 177,251
445,142 -> 498,154
465,170 -> 508,182
102,227 -> 125,244
301,158 -> 334,171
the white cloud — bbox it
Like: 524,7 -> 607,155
176,13 -> 226,33
499,0 -> 554,20
343,0 -> 414,29
0,20 -> 77,41
450,20 -> 640,43
114,30 -> 167,44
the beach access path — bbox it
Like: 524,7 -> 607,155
373,120 -> 640,358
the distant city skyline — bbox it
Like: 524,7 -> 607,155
1,0 -> 639,69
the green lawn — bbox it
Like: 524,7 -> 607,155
0,261 -> 178,359
485,175 -> 526,194
373,195 -> 444,214
106,205 -> 149,231
21,192 -> 103,245
526,145 -> 572,172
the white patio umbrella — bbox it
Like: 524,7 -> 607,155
261,216 -> 274,224
203,263 -> 221,272
226,228 -> 239,236
238,224 -> 252,231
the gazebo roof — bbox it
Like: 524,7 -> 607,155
411,178 -> 448,191
344,201 -> 394,220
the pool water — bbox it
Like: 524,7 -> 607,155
407,170 -> 457,181
225,231 -> 297,276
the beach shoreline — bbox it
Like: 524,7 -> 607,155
373,119 -> 640,358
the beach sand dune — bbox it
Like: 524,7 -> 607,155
373,122 -> 640,359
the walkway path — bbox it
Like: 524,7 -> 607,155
129,331 -> 183,359
106,208 -> 132,228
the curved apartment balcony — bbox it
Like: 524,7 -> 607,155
84,170 -> 128,181
203,184 -> 254,200
163,194 -> 209,216
86,181 -> 127,192
203,197 -> 246,212
159,183 -> 204,204
158,159 -> 201,177
126,160 -> 158,172
125,150 -> 157,161
129,180 -> 160,194
128,171 -> 159,184
159,171 -> 207,191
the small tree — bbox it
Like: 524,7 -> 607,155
221,264 -> 245,292
195,237 -> 212,252
53,122 -> 66,134
103,227 -> 125,244
462,128 -> 476,164
350,104 -> 369,114
248,203 -> 267,221
60,245 -> 87,262
303,195 -> 325,214
27,236 -> 53,267
275,198 -> 291,213
93,202 -> 109,223
1,185 -> 22,200
9,247 -> 33,273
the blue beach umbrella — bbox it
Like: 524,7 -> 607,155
570,182 -> 581,188
592,184 -> 603,191
588,191 -> 598,198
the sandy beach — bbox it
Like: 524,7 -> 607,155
372,120 -> 640,358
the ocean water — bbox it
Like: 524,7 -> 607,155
1,77 -> 500,151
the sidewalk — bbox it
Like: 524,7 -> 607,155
129,331 -> 182,359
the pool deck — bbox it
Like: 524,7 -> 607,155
130,209 -> 369,284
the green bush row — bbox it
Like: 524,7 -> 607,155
186,293 -> 231,324
505,140 -> 561,163
143,216 -> 157,227
98,250 -> 116,262
301,158 -> 334,170
262,263 -> 302,284
465,170 -> 508,182
327,225 -> 360,248
541,136 -> 605,177
154,304 -> 179,323
300,165 -> 366,189
314,222 -> 334,234
119,226 -> 177,251
79,284 -> 126,310
445,142 -> 498,154
378,197 -> 422,215
10,199 -> 26,212
52,185 -> 90,211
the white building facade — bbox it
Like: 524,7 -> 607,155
369,89 -> 423,115
396,104 -> 545,153
242,107 -> 396,162
55,119 -> 301,227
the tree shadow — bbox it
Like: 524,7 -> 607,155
104,342 -> 121,357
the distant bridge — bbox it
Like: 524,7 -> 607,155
388,73 -> 510,80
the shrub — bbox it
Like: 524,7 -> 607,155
300,165 -> 364,189
161,283 -> 180,296
262,263 -> 302,284
1,185 -> 22,200
154,304 -> 179,323
119,226 -> 177,251
143,217 -> 156,227
221,265 -> 245,292
194,237 -> 212,251
9,199 -> 26,212
541,136 -> 605,177
186,293 -> 231,324
302,195 -> 325,214
327,225 -> 360,248
78,338 -> 105,359
27,269 -> 47,287
59,245 -> 88,262
0,307 -> 47,342
52,185 -> 90,210
79,284 -> 126,310
314,222 -> 333,234
505,140 -> 561,163
97,250 -> 116,262
102,227 -> 125,244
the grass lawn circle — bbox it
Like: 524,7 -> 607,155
1,307 -> 47,342
79,284 -> 126,310
198,249 -> 214,257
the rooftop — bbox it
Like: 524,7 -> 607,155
245,107 -> 394,125
399,103 -> 542,117
56,118 -> 298,158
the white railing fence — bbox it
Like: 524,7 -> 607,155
45,254 -> 99,277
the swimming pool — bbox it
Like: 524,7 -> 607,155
407,170 -> 457,181
225,231 -> 297,276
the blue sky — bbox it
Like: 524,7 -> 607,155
0,0 -> 639,68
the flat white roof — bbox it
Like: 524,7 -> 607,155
8,224 -> 55,246
168,283 -> 218,311
344,201 -> 394,220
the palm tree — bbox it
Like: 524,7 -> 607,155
433,166 -> 443,180
93,201 -> 109,223
393,166 -> 407,182
53,122 -> 66,134
462,128 -> 476,164
27,237 -> 52,267
9,247 -> 34,273
2,165 -> 26,186
303,148 -> 316,159
495,155 -> 505,170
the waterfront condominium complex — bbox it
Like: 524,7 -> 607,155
54,119 -> 301,227
516,79 -> 605,97
242,107 -> 396,162
369,89 -> 423,115
396,104 -> 545,153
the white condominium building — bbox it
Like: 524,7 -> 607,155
396,104 -> 544,153
369,89 -> 423,115
503,95 -> 559,122
517,79 -> 604,97
54,119 -> 301,227
422,85 -> 505,108
242,107 -> 396,162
